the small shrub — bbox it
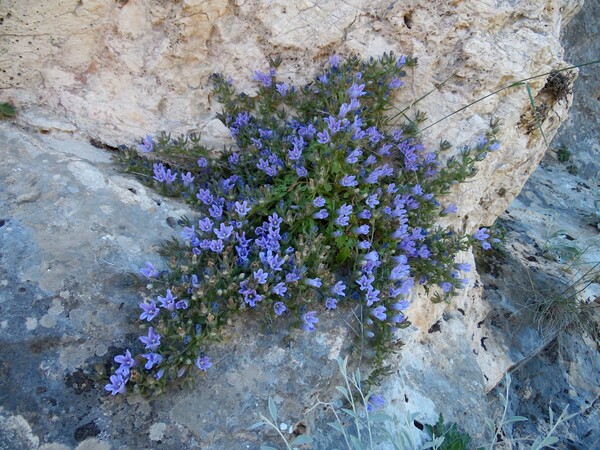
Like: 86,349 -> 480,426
555,144 -> 571,163
106,53 -> 499,396
0,102 -> 16,118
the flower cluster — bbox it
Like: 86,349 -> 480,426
106,53 -> 500,396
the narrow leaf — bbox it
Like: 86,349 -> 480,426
249,421 -> 265,430
268,397 -> 278,422
290,435 -> 313,445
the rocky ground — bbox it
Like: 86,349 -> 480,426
0,1 -> 598,449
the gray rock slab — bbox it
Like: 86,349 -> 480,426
0,122 -> 500,448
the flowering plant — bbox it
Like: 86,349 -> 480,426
107,53 -> 499,396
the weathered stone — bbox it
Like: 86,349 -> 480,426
1,0 -> 582,230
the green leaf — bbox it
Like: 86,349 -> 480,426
335,386 -> 350,399
349,434 -> 365,450
268,397 -> 278,421
290,434 -> 312,445
0,103 -> 16,117
327,422 -> 345,434
337,246 -> 350,264
341,407 -> 357,418
249,421 -> 265,430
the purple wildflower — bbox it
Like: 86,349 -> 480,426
304,277 -> 322,288
348,83 -> 366,98
138,134 -> 154,153
214,223 -> 234,240
313,209 -> 328,219
141,352 -> 163,370
195,356 -> 212,371
234,200 -> 251,217
301,311 -> 319,332
253,269 -> 268,284
181,172 -> 195,187
346,148 -> 363,164
139,327 -> 161,351
366,394 -> 385,413
355,224 -> 370,235
276,82 -> 289,96
197,157 -> 208,168
272,282 -> 287,296
114,349 -> 137,375
331,281 -> 346,297
340,175 -> 358,187
139,300 -> 160,322
313,196 -> 326,207
140,262 -> 159,278
105,374 -> 127,395
317,129 -> 330,144
371,306 -> 387,321
157,289 -> 177,311
274,302 -> 287,316
325,297 -> 337,310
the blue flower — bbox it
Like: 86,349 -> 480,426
440,282 -> 453,292
355,224 -> 370,235
139,300 -> 160,322
335,203 -> 353,226
138,134 -> 154,153
272,282 -> 287,296
253,269 -> 268,284
301,311 -> 318,332
198,217 -> 213,233
141,352 -> 163,370
348,83 -> 366,98
234,200 -> 251,217
304,277 -> 322,288
357,241 -> 371,249
158,289 -> 177,311
442,204 -> 458,215
173,298 -> 187,309
209,239 -> 224,253
313,197 -> 326,207
197,157 -> 208,168
329,54 -> 340,69
325,297 -> 337,309
366,193 -> 379,209
455,262 -> 471,272
313,209 -> 329,219
389,78 -> 404,89
276,82 -> 289,96
181,172 -> 195,187
317,129 -> 330,144
358,210 -> 371,220
196,188 -> 214,205
371,306 -> 387,321
105,374 -> 128,395
114,350 -> 137,375
139,327 -> 161,351
345,148 -> 363,164
209,203 -> 223,219
296,166 -> 308,177
181,226 -> 196,241
228,152 -> 239,165
274,302 -> 287,316
195,356 -> 212,371
391,299 -> 410,310
253,69 -> 276,87
366,394 -> 385,413
340,175 -> 358,187
140,262 -> 159,278
331,281 -> 346,297
214,223 -> 234,240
